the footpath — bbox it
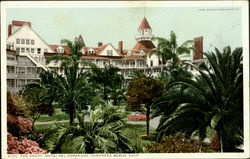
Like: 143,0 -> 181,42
35,116 -> 161,129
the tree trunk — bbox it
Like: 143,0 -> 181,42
146,102 -> 151,135
220,133 -> 223,152
114,98 -> 118,106
104,85 -> 107,100
162,53 -> 166,65
69,106 -> 74,125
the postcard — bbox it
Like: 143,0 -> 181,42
1,1 -> 249,159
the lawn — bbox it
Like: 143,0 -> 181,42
37,108 -> 69,122
122,124 -> 156,152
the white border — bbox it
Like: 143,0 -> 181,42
1,1 -> 249,159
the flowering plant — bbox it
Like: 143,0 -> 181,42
7,132 -> 47,154
128,114 -> 152,121
7,115 -> 33,137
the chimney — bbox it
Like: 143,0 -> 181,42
12,21 -> 31,27
193,36 -> 203,60
8,24 -> 12,37
118,41 -> 123,54
98,42 -> 103,47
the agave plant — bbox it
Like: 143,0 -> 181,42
44,106 -> 131,153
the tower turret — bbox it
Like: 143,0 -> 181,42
135,17 -> 154,41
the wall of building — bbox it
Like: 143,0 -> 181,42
7,24 -> 54,64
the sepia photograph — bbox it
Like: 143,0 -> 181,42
1,1 -> 249,158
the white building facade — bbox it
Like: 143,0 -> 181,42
6,18 -> 206,93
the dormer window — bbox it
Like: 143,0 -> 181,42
88,49 -> 94,54
57,47 -> 64,53
140,50 -> 144,55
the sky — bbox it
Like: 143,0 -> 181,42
6,7 -> 242,53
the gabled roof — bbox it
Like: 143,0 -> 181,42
49,45 -> 71,54
96,44 -> 109,55
138,17 -> 151,30
132,40 -> 155,54
7,23 -> 55,53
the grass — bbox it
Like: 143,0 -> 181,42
122,124 -> 156,152
37,108 -> 69,122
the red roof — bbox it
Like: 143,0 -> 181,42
7,49 -> 17,55
138,17 -> 151,30
96,44 -> 109,55
81,55 -> 122,60
12,20 -> 31,27
49,45 -> 71,55
132,40 -> 155,54
81,55 -> 145,60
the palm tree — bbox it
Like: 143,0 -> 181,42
150,31 -> 194,66
89,64 -> 124,100
46,39 -> 92,125
152,46 -> 243,152
44,106 -> 131,153
108,87 -> 126,106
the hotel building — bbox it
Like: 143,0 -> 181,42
6,17 -> 206,93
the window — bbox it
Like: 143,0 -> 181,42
16,47 -> 20,53
7,56 -> 15,61
31,40 -> 34,45
7,66 -> 15,73
150,60 -> 153,66
107,50 -> 113,56
37,67 -> 43,74
21,39 -> 25,44
26,48 -> 30,53
26,39 -> 30,44
31,48 -> 35,53
21,48 -> 25,53
27,67 -> 36,74
7,79 -> 15,88
16,39 -> 20,44
159,60 -> 162,65
130,61 -> 135,67
37,48 -> 41,54
18,67 -> 25,74
18,79 -> 25,88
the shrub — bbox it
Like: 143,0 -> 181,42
7,132 -> 47,154
7,115 -> 32,137
211,132 -> 220,152
7,91 -> 31,118
146,134 -> 201,153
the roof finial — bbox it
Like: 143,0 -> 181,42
144,7 -> 145,17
